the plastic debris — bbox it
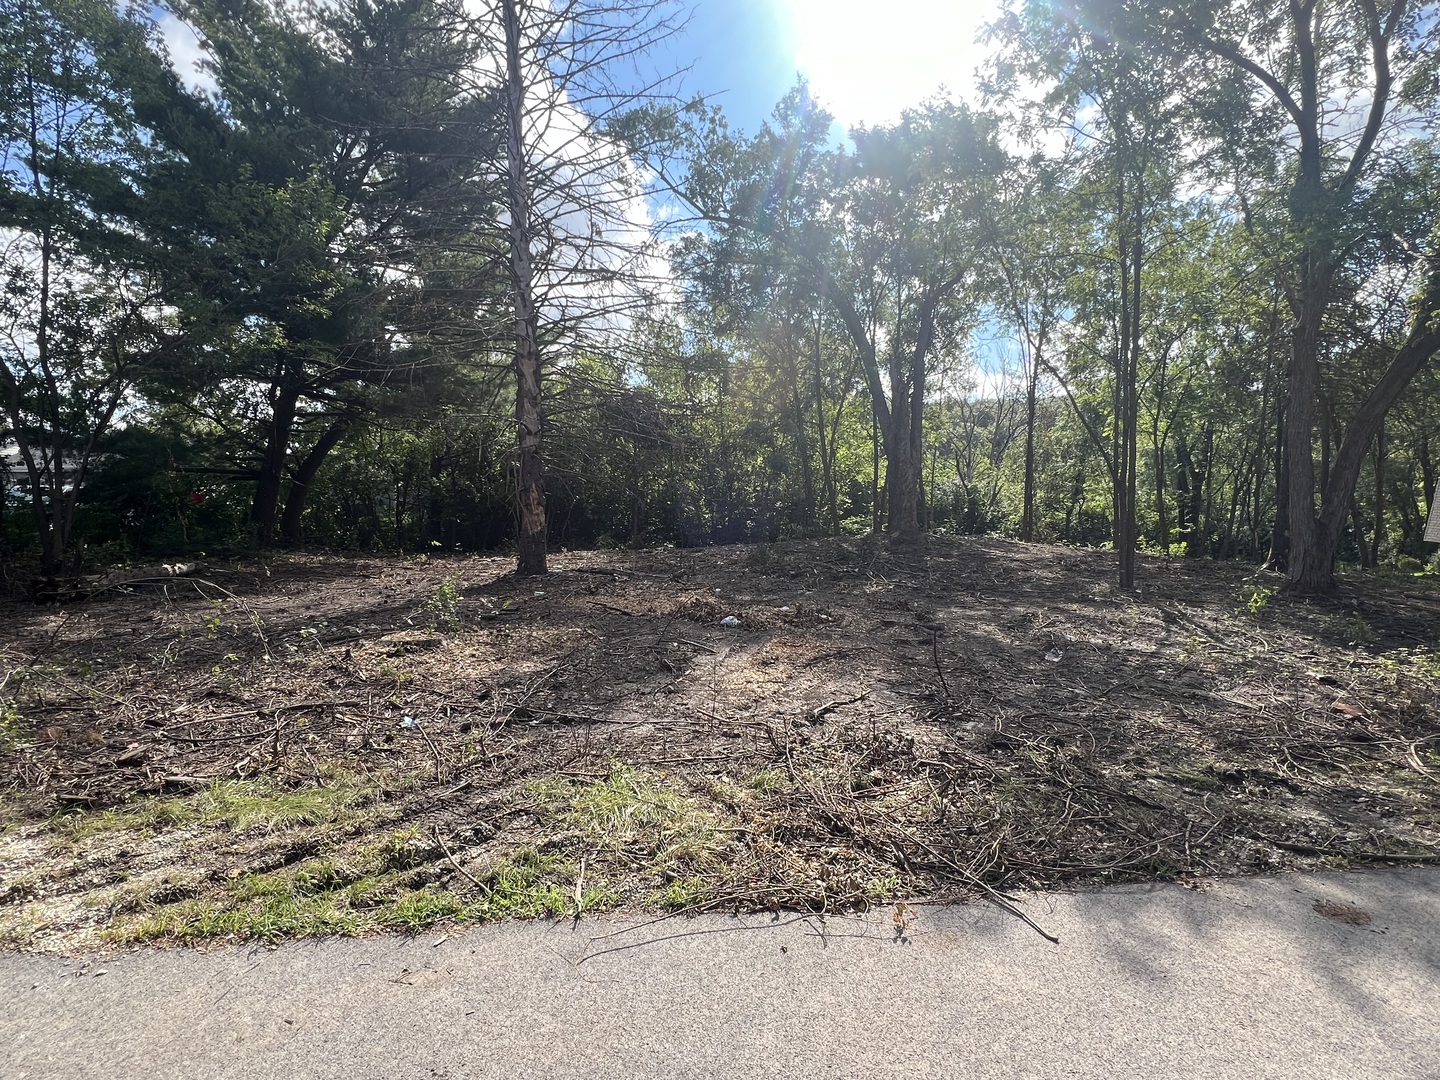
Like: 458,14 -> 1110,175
400,716 -> 419,729
533,590 -> 547,598
720,615 -> 741,627
1045,648 -> 1064,663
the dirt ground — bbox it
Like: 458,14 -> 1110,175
2,536 -> 1438,951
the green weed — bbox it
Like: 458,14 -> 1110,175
423,577 -> 464,633
651,876 -> 707,911
1331,613 -> 1377,647
1240,584 -> 1276,619
0,701 -> 25,752
466,849 -> 572,919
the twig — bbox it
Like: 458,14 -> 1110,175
931,630 -> 951,699
675,639 -> 717,653
1254,833 -> 1440,864
432,827 -> 487,891
411,717 -> 444,782
858,814 -> 1060,944
189,578 -> 239,600
163,724 -> 285,745
1404,741 -> 1436,781
811,692 -> 869,722
573,856 -> 586,919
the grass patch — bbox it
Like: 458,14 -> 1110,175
55,778 -> 365,842
110,843 -> 620,944
467,848 -> 574,919
527,765 -> 726,872
650,875 -> 707,911
122,889 -> 366,943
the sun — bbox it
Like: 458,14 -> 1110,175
779,0 -> 996,128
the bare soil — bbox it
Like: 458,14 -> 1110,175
2,536 -> 1438,952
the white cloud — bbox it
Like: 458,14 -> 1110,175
156,9 -> 217,98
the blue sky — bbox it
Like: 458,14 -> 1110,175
661,0 -> 799,136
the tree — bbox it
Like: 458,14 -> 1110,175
1072,0 -> 1440,590
481,0 -> 683,574
994,0 -> 1188,587
653,88 -> 1002,535
0,0 -> 182,576
146,0 -> 504,547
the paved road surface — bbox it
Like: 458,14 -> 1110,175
4,867 -> 1438,1079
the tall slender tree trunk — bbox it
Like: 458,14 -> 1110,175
1154,439 -> 1168,554
1020,351 -> 1038,542
885,359 -> 921,536
1114,172 -> 1141,591
1370,421 -> 1386,566
252,380 -> 300,548
1282,1 -> 1338,592
280,416 -> 351,545
811,316 -> 841,536
502,0 -> 546,575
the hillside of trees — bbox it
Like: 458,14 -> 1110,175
4,0 -> 1439,596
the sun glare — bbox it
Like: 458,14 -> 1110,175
780,0 -> 994,128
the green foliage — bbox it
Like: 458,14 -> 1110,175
1331,613 -> 1378,649
57,779 -> 362,840
2,0 -> 1437,580
423,577 -> 464,634
1241,584 -> 1276,619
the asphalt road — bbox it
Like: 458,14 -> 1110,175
4,867 -> 1438,1079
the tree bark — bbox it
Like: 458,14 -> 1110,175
1020,352 -> 1038,542
1370,421 -> 1386,566
252,380 -> 300,548
280,415 -> 351,545
1310,260 -> 1440,577
502,0 -> 547,575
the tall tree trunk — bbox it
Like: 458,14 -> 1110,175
1199,423 -> 1215,558
1114,173 -> 1141,591
1311,263 -> 1440,574
1282,0 -> 1343,592
280,416 -> 351,546
1154,440 -> 1169,555
811,315 -> 841,536
252,381 -> 300,548
1350,502 -> 1372,567
1370,420 -> 1386,566
1020,351 -> 1038,542
885,358 -> 920,535
502,0 -> 547,575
